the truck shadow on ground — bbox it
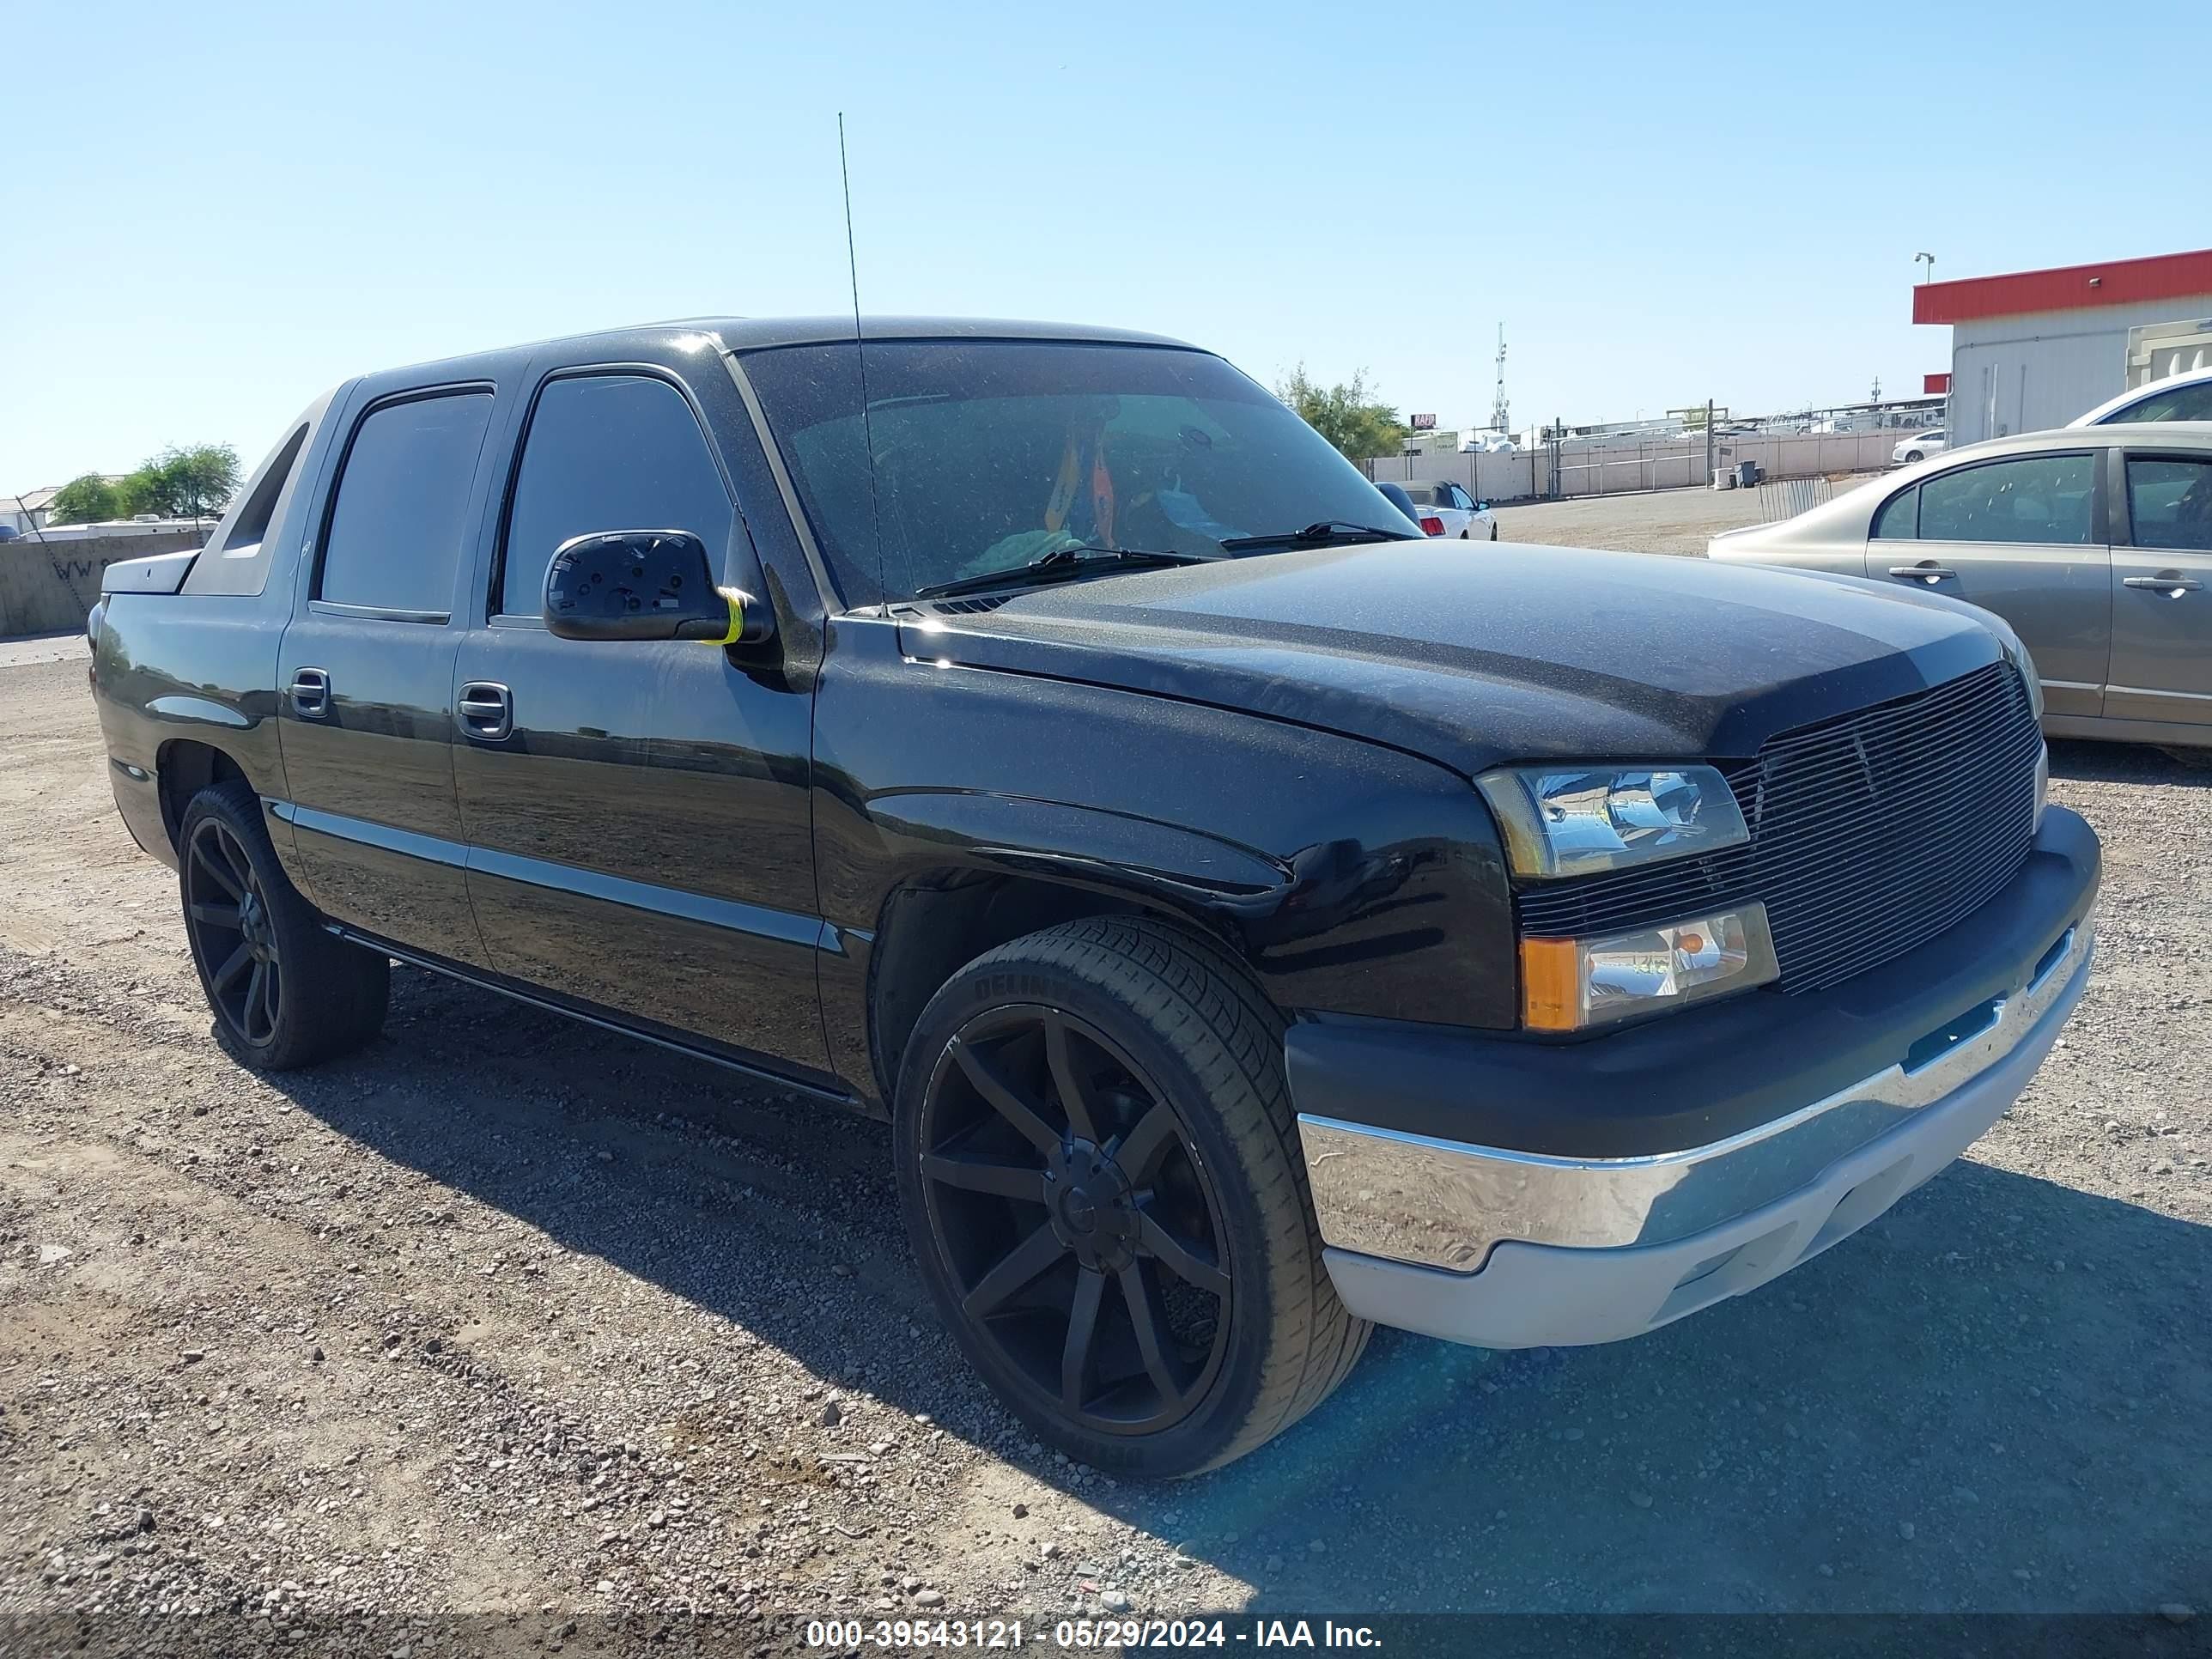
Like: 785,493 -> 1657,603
262,971 -> 2211,1617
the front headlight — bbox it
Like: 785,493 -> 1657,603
1476,763 -> 1751,878
1522,903 -> 1780,1031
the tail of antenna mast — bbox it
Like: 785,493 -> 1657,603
837,112 -> 885,603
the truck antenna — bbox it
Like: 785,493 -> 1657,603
838,112 -> 885,602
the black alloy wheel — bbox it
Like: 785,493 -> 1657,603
917,1003 -> 1232,1437
176,778 -> 389,1072
185,815 -> 283,1048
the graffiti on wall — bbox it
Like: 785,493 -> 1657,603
50,556 -> 125,610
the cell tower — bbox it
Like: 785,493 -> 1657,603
1491,325 -> 1510,438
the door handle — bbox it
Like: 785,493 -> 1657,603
2122,574 -> 2203,594
289,667 -> 331,719
1887,563 -> 1957,583
456,681 -> 514,741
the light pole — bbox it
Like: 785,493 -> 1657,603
1915,252 -> 1936,285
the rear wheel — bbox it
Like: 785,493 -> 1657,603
893,916 -> 1368,1477
179,780 -> 389,1071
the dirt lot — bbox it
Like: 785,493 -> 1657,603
1493,475 -> 1882,556
3,566 -> 2209,1643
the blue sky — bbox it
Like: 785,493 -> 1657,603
3,0 -> 2199,492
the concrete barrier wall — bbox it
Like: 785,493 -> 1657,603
1369,429 -> 1901,503
0,529 -> 207,637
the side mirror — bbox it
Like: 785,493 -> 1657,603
1474,500 -> 1492,513
542,530 -> 771,646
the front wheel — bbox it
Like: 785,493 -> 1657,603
893,916 -> 1368,1477
1905,449 -> 1924,463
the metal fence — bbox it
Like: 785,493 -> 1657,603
1758,477 -> 1835,519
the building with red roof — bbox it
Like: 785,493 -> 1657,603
1913,249 -> 2212,444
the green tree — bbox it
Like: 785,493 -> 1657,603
118,443 -> 242,520
1274,365 -> 1409,463
47,474 -> 126,526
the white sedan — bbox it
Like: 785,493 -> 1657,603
2069,365 -> 2212,426
1397,481 -> 1498,540
1892,428 -> 1947,465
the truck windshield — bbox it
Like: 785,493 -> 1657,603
738,338 -> 1416,605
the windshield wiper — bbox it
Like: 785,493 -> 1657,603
914,545 -> 1206,600
1217,520 -> 1425,552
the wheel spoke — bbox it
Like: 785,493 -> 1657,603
961,1220 -> 1068,1318
245,963 -> 267,1036
194,848 -> 244,902
260,958 -> 281,1033
1061,1267 -> 1106,1411
189,901 -> 240,930
1136,1210 -> 1229,1298
1112,1103 -> 1178,1182
216,832 -> 254,897
951,1037 -> 1061,1155
921,1149 -> 1048,1203
1042,1012 -> 1101,1142
210,941 -> 252,994
1116,1263 -> 1184,1405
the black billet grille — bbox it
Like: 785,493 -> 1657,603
1514,661 -> 2043,994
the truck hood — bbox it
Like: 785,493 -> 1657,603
895,540 -> 2008,777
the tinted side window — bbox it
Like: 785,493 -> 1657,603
2127,458 -> 2212,551
2106,383 -> 2212,423
501,375 -> 734,617
1917,454 -> 2094,546
320,392 -> 495,613
1871,485 -> 1917,539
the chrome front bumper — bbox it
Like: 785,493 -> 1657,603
1299,914 -> 2094,1347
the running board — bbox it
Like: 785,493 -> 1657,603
329,926 -> 861,1110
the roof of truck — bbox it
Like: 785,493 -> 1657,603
370,316 -> 1200,386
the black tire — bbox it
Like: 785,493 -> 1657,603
1905,449 -> 1924,463
1489,522 -> 1498,541
894,915 -> 1370,1478
179,779 -> 389,1071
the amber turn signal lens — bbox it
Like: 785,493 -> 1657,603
1521,938 -> 1582,1032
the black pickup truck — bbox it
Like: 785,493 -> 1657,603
88,319 -> 2099,1477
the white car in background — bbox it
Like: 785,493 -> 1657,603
1892,428 -> 1947,465
1396,480 -> 1498,539
2070,365 -> 2212,427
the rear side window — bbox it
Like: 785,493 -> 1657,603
1916,453 -> 2094,546
182,417 -> 313,597
498,374 -> 734,618
319,392 -> 494,614
2127,457 -> 2212,551
1871,485 -> 1917,539
2104,383 -> 2212,423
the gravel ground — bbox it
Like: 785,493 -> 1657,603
1492,475 -> 1886,556
1,619 -> 2208,1644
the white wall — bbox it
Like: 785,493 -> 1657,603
1949,297 -> 2212,445
1368,430 -> 1901,501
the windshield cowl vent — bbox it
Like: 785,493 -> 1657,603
925,593 -> 1018,616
